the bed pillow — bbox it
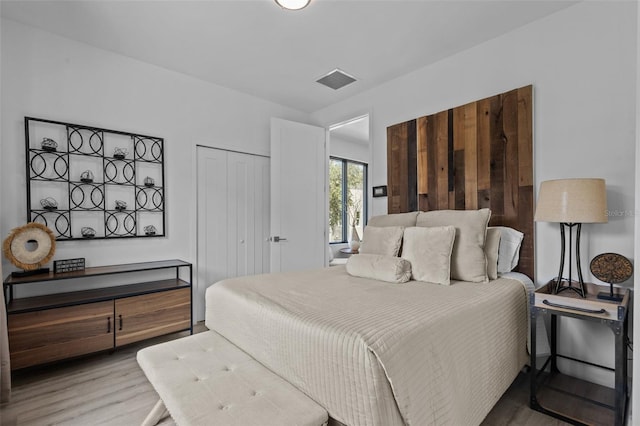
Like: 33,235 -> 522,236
484,227 -> 501,280
401,226 -> 456,285
492,226 -> 524,273
416,209 -> 491,282
368,212 -> 419,227
359,226 -> 404,256
346,254 -> 412,283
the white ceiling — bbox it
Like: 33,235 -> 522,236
1,0 -> 576,113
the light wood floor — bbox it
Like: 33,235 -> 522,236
0,324 -> 568,426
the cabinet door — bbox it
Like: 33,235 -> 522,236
8,301 -> 113,370
115,288 -> 191,347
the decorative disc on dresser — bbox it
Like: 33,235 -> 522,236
590,253 -> 632,283
590,252 -> 632,302
3,222 -> 56,273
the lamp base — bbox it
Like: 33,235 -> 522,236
554,280 -> 586,297
552,223 -> 587,298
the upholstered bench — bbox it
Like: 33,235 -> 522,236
137,330 -> 328,426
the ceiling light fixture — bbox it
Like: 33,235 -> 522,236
275,0 -> 310,11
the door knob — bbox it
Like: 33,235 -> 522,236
269,236 -> 288,242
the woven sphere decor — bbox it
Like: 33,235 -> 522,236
3,223 -> 56,270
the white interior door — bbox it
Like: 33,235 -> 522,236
196,147 -> 270,321
270,118 -> 327,272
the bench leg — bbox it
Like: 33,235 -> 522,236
141,399 -> 168,426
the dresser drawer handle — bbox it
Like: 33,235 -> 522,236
542,299 -> 606,314
107,316 -> 111,333
119,314 -> 123,331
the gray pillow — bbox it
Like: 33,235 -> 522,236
401,226 -> 456,285
359,226 -> 405,257
368,212 -> 419,227
346,254 -> 412,283
484,227 -> 501,280
493,226 -> 524,273
416,209 -> 491,282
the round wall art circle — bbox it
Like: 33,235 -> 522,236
590,252 -> 632,302
3,222 -> 56,271
590,253 -> 633,284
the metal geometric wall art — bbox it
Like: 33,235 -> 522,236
25,117 -> 166,241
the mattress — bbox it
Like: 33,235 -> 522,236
205,266 -> 528,426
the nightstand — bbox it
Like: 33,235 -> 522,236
329,247 -> 358,267
530,281 -> 629,426
339,248 -> 359,255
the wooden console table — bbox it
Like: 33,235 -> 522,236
3,259 -> 192,370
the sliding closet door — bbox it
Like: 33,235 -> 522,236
255,156 -> 271,273
197,148 -> 228,321
196,147 -> 269,321
225,152 -> 270,277
227,152 -> 253,277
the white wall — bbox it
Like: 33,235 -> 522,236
312,1 -> 637,389
0,19 -> 309,297
329,135 -> 369,164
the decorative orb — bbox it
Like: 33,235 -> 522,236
81,227 -> 96,238
40,197 -> 58,211
113,147 -> 128,159
41,138 -> 58,152
144,225 -> 157,236
80,170 -> 94,183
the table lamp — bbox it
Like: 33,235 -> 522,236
534,178 -> 607,297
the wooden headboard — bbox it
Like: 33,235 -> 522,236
386,85 -> 534,280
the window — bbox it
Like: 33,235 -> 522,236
329,157 -> 367,243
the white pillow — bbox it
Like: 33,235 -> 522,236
484,228 -> 501,280
493,226 -> 524,273
416,209 -> 491,282
368,212 -> 419,227
359,226 -> 405,257
401,226 -> 456,285
346,254 -> 412,283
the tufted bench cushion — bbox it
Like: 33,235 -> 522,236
137,330 -> 328,426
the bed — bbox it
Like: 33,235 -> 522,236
204,88 -> 534,425
205,264 -> 529,425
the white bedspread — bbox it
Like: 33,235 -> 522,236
205,266 -> 528,426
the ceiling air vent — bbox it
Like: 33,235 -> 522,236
316,68 -> 357,90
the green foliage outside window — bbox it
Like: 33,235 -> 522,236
329,158 -> 366,243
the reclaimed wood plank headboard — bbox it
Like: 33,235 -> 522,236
386,85 -> 534,280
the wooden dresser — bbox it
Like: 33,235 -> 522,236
3,260 -> 192,370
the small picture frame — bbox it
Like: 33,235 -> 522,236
54,258 -> 86,273
372,185 -> 387,198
